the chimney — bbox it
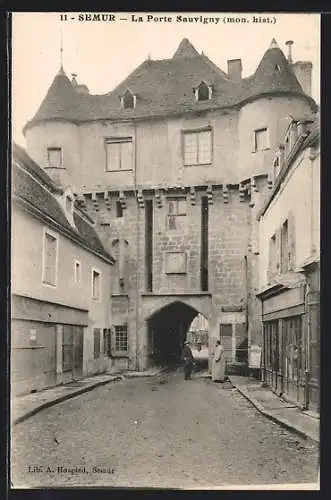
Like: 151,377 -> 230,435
227,59 -> 242,82
291,61 -> 313,96
285,40 -> 294,64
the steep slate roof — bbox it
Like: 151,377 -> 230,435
12,143 -> 114,263
24,38 -> 316,132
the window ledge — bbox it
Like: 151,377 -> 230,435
105,169 -> 133,173
112,352 -> 129,358
184,163 -> 212,167
44,167 -> 66,170
13,345 -> 45,349
252,148 -> 271,154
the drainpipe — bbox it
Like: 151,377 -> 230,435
303,282 -> 311,410
244,255 -> 249,364
134,121 -> 141,371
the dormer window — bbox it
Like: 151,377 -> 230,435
274,64 -> 281,72
121,89 -> 136,109
195,81 -> 212,102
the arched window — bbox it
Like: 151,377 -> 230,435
196,81 -> 211,102
121,90 -> 135,109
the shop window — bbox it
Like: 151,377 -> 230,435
94,328 -> 101,359
183,129 -> 212,165
166,197 -> 187,231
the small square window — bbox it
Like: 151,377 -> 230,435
47,147 -> 63,169
254,128 -> 269,152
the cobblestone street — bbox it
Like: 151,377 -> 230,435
11,370 -> 319,489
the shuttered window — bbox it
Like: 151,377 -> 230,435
94,328 -> 101,359
42,231 -> 58,286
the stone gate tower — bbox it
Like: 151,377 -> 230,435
23,38 -> 316,371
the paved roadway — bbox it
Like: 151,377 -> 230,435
11,369 -> 319,489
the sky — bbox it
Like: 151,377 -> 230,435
11,12 -> 320,146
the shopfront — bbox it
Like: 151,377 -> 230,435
259,283 -> 308,409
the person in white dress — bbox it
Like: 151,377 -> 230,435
212,340 -> 226,382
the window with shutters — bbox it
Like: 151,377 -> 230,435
47,147 -> 63,169
281,219 -> 289,273
183,129 -> 212,165
42,229 -> 58,286
105,138 -> 133,171
103,328 -> 111,357
253,128 -> 269,152
268,233 -> 277,281
93,328 -> 101,359
166,197 -> 187,231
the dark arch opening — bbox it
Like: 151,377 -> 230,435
147,301 -> 209,368
197,81 -> 210,101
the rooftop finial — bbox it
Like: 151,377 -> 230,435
60,26 -> 64,71
269,38 -> 279,50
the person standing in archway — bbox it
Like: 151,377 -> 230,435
182,341 -> 195,380
212,340 -> 226,382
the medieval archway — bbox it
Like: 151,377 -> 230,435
146,300 -> 209,367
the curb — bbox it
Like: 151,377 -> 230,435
232,383 -> 319,444
12,375 -> 123,426
12,368 -> 169,426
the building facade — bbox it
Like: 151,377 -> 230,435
11,144 -> 115,396
257,116 -> 320,412
22,38 -> 317,372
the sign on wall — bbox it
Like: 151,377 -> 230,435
165,252 -> 187,274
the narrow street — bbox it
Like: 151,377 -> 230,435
11,369 -> 319,489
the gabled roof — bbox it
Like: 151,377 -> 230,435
172,38 -> 200,59
12,143 -> 115,263
24,38 -> 316,132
